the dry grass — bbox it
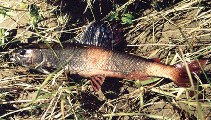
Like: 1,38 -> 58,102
0,0 -> 211,119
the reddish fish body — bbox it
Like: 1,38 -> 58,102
12,44 -> 208,90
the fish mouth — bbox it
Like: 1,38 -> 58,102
10,53 -> 31,66
10,57 -> 16,62
10,53 -> 21,63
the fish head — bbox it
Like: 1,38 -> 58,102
12,49 -> 43,67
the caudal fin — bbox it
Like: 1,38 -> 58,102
172,59 -> 208,87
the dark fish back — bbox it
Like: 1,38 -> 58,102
42,46 -> 88,72
42,44 -> 154,75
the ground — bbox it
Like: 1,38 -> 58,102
0,0 -> 211,119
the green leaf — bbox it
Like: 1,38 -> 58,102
0,28 -> 9,45
121,13 -> 133,24
135,77 -> 161,87
28,4 -> 42,26
123,13 -> 133,19
20,2 -> 28,9
109,12 -> 119,21
0,7 -> 10,17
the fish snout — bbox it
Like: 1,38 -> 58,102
11,49 -> 34,66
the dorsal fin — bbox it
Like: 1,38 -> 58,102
73,21 -> 123,50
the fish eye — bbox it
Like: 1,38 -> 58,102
19,49 -> 26,55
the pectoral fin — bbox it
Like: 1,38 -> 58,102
90,75 -> 106,91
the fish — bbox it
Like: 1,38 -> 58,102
12,44 -> 208,91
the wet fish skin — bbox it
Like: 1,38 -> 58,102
13,45 -> 149,74
12,44 -> 208,90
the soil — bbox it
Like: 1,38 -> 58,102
0,0 -> 211,119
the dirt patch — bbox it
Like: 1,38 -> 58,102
0,0 -> 211,119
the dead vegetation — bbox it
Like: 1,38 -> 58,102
0,0 -> 211,119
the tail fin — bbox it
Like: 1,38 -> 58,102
173,59 -> 208,87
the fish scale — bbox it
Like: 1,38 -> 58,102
110,51 -> 151,73
12,44 -> 208,91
